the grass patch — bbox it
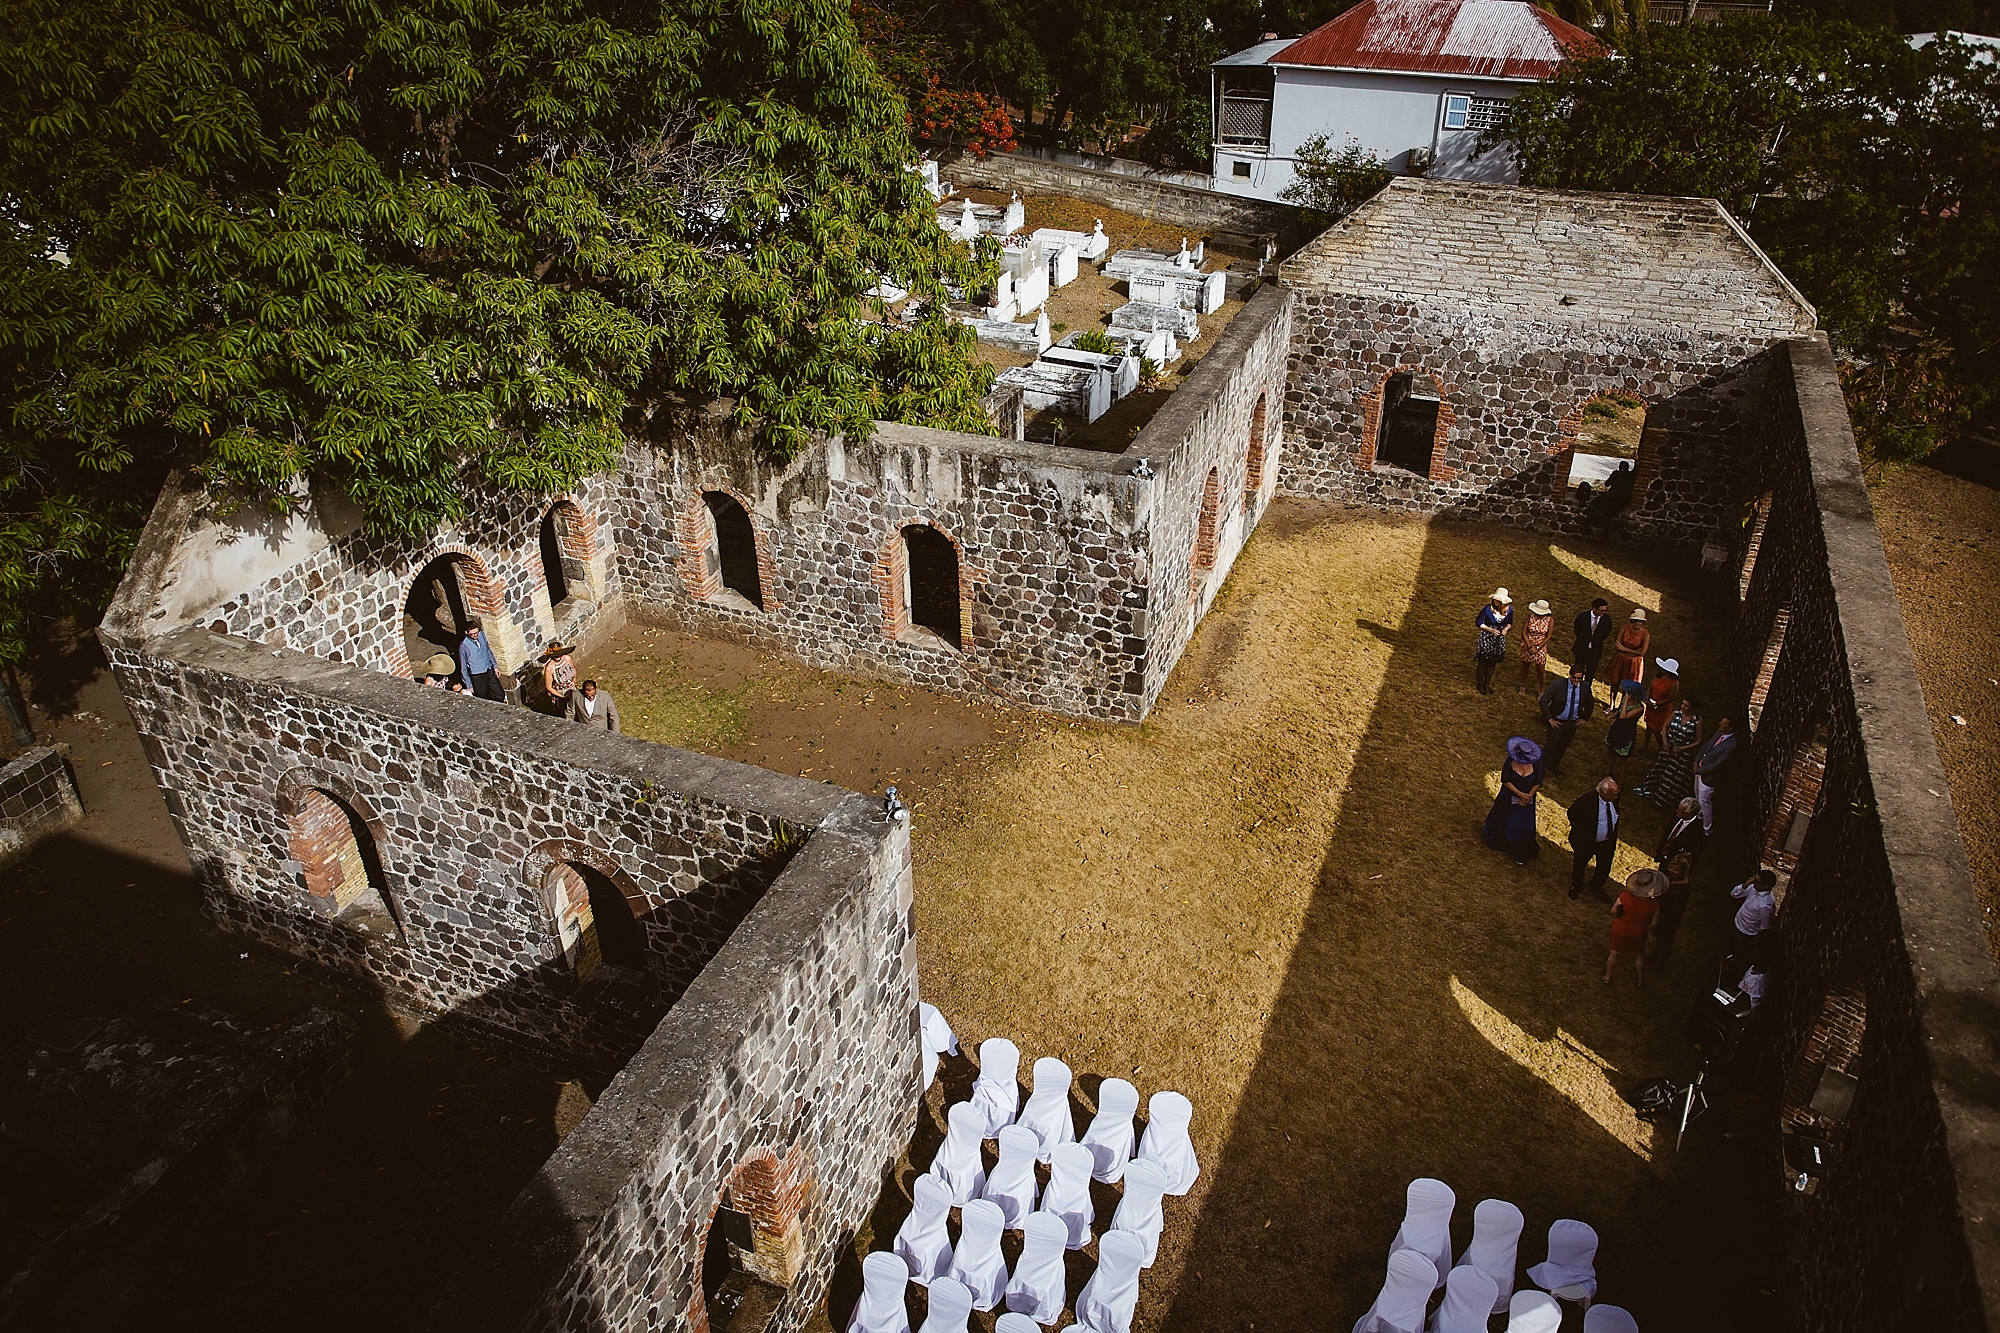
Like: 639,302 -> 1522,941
585,645 -> 750,752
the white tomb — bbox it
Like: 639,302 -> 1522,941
1111,300 -> 1199,340
997,361 -> 1113,424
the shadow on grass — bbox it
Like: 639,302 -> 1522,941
1157,515 -> 1779,1332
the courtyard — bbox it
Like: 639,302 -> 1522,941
579,499 -> 1769,1331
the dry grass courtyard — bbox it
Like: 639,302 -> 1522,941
583,499 -> 1772,1332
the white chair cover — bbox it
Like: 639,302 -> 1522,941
980,1125 -> 1041,1228
1135,1090 -> 1199,1195
1003,1211 -> 1069,1324
1352,1248 -> 1436,1333
918,1277 -> 974,1333
1525,1219 -> 1598,1300
927,1102 -> 988,1206
1428,1264 -> 1498,1333
969,1038 -> 1022,1137
894,1174 -> 955,1285
995,1315 -> 1043,1333
1075,1229 -> 1146,1333
1081,1077 -> 1139,1182
850,1251 -> 914,1333
1389,1177 -> 1456,1289
1582,1307 -> 1639,1333
919,1002 -> 959,1089
1108,1158 -> 1168,1267
1036,1142 -> 1096,1249
948,1198 -> 1008,1311
1504,1290 -> 1562,1333
1016,1057 -> 1077,1161
1454,1198 -> 1524,1314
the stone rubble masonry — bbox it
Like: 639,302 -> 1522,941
1277,178 -> 1819,548
0,745 -> 84,871
1734,334 -> 2000,1333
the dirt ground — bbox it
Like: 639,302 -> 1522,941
1869,439 -> 2000,962
594,505 -> 1776,1332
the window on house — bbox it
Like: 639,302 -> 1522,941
903,525 -> 962,648
1233,160 -> 1252,178
1441,94 -> 1471,130
703,492 -> 764,610
1377,371 -> 1441,476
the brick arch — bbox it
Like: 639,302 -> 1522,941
521,838 -> 649,979
876,519 -> 979,652
1359,366 -> 1455,481
691,1143 -> 813,1333
274,766 -> 404,937
675,486 -> 781,613
392,543 -> 525,678
1244,392 -> 1269,508
520,837 -> 650,923
1551,389 -> 1660,508
538,497 -> 603,608
1193,466 -> 1222,572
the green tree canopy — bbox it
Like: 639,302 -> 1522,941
0,0 -> 994,662
1491,18 -> 2000,463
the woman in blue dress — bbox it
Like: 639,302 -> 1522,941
1472,588 -> 1513,695
1482,736 -> 1544,865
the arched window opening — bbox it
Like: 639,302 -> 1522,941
903,525 -> 962,649
1377,371 -> 1441,476
705,492 -> 765,610
700,1151 -> 807,1332
1764,726 -> 1829,882
1748,604 -> 1791,736
286,789 -> 398,937
540,510 -> 570,610
547,861 -> 644,978
1781,984 -> 1867,1196
1740,490 -> 1775,601
404,553 -> 475,675
1193,467 -> 1221,571
1244,393 -> 1268,507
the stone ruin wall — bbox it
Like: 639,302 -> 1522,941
1279,289 -> 1787,547
432,793 -> 918,1333
1733,337 -> 2000,1333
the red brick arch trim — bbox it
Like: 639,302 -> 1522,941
389,543 -> 515,679
1244,392 -> 1270,507
272,765 -> 405,934
674,487 -> 782,611
539,498 -> 603,601
875,520 -> 984,651
519,838 -> 651,923
1359,367 -> 1456,482
688,1143 -> 814,1333
1551,391 -> 1661,509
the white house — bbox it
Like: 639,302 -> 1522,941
1210,0 -> 1599,202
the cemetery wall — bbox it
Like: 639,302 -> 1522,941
429,792 -> 917,1333
1735,335 -> 2000,1332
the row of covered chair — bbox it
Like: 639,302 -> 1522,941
1356,1178 -> 1639,1333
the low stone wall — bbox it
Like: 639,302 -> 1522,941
941,147 -> 1300,256
1739,335 -> 2000,1331
0,745 -> 82,869
430,792 -> 916,1333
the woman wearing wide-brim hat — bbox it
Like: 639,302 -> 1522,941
1604,867 -> 1670,988
1515,597 -> 1556,695
1641,655 -> 1680,752
538,641 -> 578,715
1606,607 -> 1650,689
420,652 -> 465,692
1472,587 -> 1514,696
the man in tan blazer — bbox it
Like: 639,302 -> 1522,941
565,679 -> 620,732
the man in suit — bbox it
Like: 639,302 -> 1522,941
1656,796 -> 1706,868
1571,598 -> 1613,681
1692,716 -> 1740,833
1537,665 -> 1596,775
1567,778 -> 1621,902
566,678 -> 621,732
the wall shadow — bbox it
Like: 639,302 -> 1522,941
1157,513 -> 1778,1332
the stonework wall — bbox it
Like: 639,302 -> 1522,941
431,793 -> 917,1333
1734,336 -> 2000,1333
0,745 -> 84,869
1278,288 -> 1785,546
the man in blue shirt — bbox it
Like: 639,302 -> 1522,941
456,618 -> 505,701
1536,665 -> 1596,775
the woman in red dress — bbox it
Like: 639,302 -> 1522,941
1603,868 -> 1669,988
1607,608 -> 1650,688
1641,656 -> 1679,752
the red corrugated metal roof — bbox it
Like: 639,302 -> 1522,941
1271,0 -> 1601,80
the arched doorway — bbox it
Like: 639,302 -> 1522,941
404,553 -> 476,678
698,1150 -> 807,1333
546,860 -> 645,978
285,788 -> 398,937
540,510 -> 571,610
1193,467 -> 1221,571
903,525 -> 961,648
704,492 -> 765,610
1244,393 -> 1268,506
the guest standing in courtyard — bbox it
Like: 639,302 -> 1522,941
1473,588 -> 1514,695
457,618 -> 505,701
1482,736 -> 1544,865
1641,657 -> 1679,752
539,641 -> 577,715
1651,848 -> 1697,968
1539,665 -> 1595,775
1692,717 -> 1740,834
1730,868 -> 1778,962
1633,695 -> 1704,808
1607,608 -> 1650,688
1516,598 -> 1556,695
1604,867 -> 1668,988
567,679 -> 621,732
1567,778 -> 1621,902
1655,796 -> 1706,870
1572,598 -> 1614,681
1603,680 -> 1646,785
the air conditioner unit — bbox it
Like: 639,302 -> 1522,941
1408,146 -> 1436,173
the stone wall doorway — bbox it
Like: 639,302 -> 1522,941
904,525 -> 962,649
404,553 -> 474,677
546,861 -> 646,979
706,493 -> 765,610
1378,371 -> 1442,475
285,788 -> 398,937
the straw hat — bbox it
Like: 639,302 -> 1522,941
423,653 -> 455,677
1624,868 -> 1671,899
1490,587 -> 1512,604
541,640 -> 576,659
1527,599 -> 1552,616
1629,607 -> 1647,621
1655,656 -> 1680,675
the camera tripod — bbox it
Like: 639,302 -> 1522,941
1675,1063 -> 1713,1153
